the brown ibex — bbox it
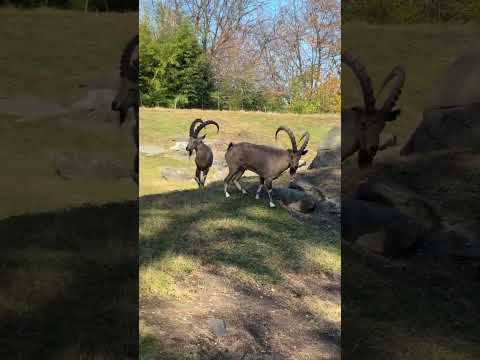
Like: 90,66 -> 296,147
186,119 -> 220,188
224,126 -> 309,208
111,34 -> 139,184
342,51 -> 405,168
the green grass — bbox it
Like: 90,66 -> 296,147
342,22 -> 480,359
0,9 -> 138,219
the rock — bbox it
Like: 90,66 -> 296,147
140,145 -> 165,157
160,168 -> 191,181
170,141 -> 188,152
288,198 -> 317,213
52,151 -> 129,180
402,48 -> 480,156
207,318 -> 226,337
309,126 -> 341,169
0,96 -> 67,122
342,200 -> 425,257
355,177 -> 442,234
320,126 -> 341,149
401,102 -> 480,155
309,149 -> 341,169
273,187 -> 317,213
288,179 -> 326,201
426,47 -> 480,109
71,89 -> 116,111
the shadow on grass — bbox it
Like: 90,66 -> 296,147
139,177 -> 341,358
140,177 -> 340,284
0,202 -> 138,359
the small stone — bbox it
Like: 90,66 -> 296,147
207,318 -> 226,337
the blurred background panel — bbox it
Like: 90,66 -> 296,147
0,1 -> 139,358
342,1 -> 480,359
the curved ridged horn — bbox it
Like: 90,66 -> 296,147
377,66 -> 405,112
342,51 -> 375,112
194,120 -> 220,137
298,132 -> 310,152
120,34 -> 139,81
275,126 -> 297,152
190,118 -> 204,137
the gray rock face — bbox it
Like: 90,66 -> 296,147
401,102 -> 480,155
207,318 -> 226,337
273,187 -> 317,213
0,96 -> 67,122
140,145 -> 165,157
160,167 -> 191,181
309,126 -> 341,169
355,177 -> 442,234
52,151 -> 129,180
426,48 -> 480,109
402,48 -> 480,156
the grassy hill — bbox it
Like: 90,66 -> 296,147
139,108 -> 341,359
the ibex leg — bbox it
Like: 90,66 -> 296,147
195,168 -> 202,188
224,168 -> 241,198
201,168 -> 209,187
233,170 -> 246,194
255,177 -> 265,199
264,178 -> 275,208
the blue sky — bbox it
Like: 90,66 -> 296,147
140,0 -> 289,18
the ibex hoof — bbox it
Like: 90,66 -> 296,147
242,190 -> 247,195
269,202 -> 276,208
255,194 -> 260,200
225,192 -> 230,198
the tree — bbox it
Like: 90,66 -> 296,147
139,11 -> 215,108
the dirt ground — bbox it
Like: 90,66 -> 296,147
141,267 -> 340,360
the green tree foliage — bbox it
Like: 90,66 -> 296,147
139,18 -> 214,108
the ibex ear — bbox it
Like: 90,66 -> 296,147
302,150 -> 308,155
385,109 -> 401,122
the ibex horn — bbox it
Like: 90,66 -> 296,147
275,126 -> 297,152
120,34 -> 139,81
342,51 -> 376,112
189,118 -> 204,137
377,66 -> 405,113
194,120 -> 220,137
298,132 -> 310,152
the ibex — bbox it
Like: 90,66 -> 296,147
186,118 -> 220,188
111,34 -> 139,184
342,51 -> 405,168
224,126 -> 309,208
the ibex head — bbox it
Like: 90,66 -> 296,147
275,126 -> 310,176
112,34 -> 139,125
186,119 -> 220,157
342,51 -> 405,168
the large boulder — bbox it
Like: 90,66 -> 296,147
309,126 -> 340,169
401,48 -> 480,155
354,177 -> 442,234
52,151 -> 130,180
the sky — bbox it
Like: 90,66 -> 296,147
140,0 -> 289,18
